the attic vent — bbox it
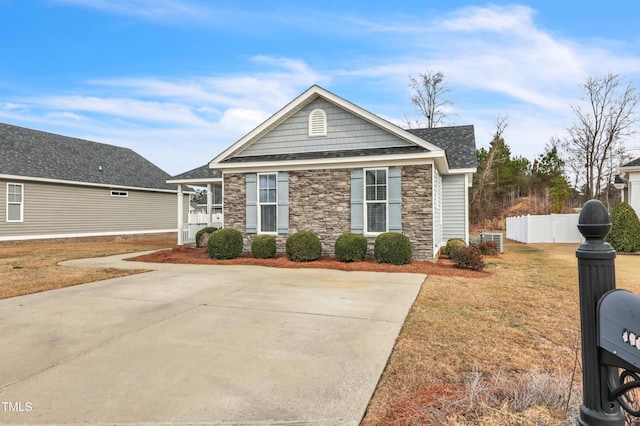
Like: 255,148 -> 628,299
308,109 -> 327,137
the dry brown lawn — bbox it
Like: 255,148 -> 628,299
361,242 -> 640,425
0,233 -> 176,299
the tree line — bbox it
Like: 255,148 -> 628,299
406,71 -> 639,228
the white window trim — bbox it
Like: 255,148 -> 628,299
6,182 -> 24,223
110,190 -> 129,197
308,109 -> 327,137
363,167 -> 389,236
257,172 -> 278,235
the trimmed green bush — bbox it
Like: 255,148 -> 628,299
195,227 -> 218,248
451,246 -> 485,271
373,232 -> 412,265
606,202 -> 640,253
335,232 -> 368,262
444,238 -> 467,258
251,235 -> 276,259
208,228 -> 243,259
286,231 -> 322,262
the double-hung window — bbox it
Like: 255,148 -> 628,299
365,168 -> 387,233
7,183 -> 23,222
258,173 -> 277,233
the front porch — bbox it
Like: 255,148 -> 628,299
167,165 -> 223,245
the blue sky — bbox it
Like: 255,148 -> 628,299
2,1 -> 640,176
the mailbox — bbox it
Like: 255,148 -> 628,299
599,289 -> 640,371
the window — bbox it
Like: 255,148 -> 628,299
308,109 -> 327,137
111,190 -> 128,197
258,173 -> 277,233
7,183 -> 23,222
365,169 -> 387,233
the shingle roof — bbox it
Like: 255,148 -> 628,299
408,125 -> 477,170
0,122 -> 176,191
170,164 -> 222,180
223,145 -> 429,163
621,157 -> 640,168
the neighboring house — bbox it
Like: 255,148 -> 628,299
169,85 -> 477,260
616,158 -> 640,214
0,122 -> 188,241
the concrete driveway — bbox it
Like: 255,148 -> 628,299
0,252 -> 424,425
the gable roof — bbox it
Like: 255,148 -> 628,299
620,157 -> 640,169
0,122 -> 176,191
169,164 -> 222,183
408,126 -> 477,169
209,85 -> 456,171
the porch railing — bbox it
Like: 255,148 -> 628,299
181,213 -> 223,244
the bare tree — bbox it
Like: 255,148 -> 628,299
405,71 -> 453,128
472,114 -> 509,206
564,73 -> 639,201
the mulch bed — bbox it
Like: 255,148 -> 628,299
127,246 -> 490,278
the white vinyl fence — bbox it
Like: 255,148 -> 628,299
181,213 -> 224,244
506,213 -> 583,243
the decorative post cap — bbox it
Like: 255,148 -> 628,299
578,200 -> 612,240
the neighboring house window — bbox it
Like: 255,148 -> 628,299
308,109 -> 327,137
111,190 -> 128,197
365,168 -> 388,233
7,183 -> 23,222
258,173 -> 277,233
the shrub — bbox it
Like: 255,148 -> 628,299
451,246 -> 485,271
477,240 -> 499,256
335,232 -> 368,262
195,227 -> 218,248
286,231 -> 322,262
606,202 -> 640,253
208,228 -> 243,259
374,232 -> 412,265
251,235 -> 276,259
444,238 -> 467,258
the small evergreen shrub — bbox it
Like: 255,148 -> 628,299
373,232 -> 412,265
195,227 -> 218,248
251,235 -> 276,259
286,231 -> 322,262
606,202 -> 640,253
445,238 -> 467,258
208,228 -> 243,259
477,240 -> 499,256
335,232 -> 368,262
451,246 -> 485,271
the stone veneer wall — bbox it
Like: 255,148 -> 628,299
401,164 -> 433,259
224,165 -> 435,260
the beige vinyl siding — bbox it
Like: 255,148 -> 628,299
442,174 -> 467,241
0,179 -> 181,239
238,98 -> 414,157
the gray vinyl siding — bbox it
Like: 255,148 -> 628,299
238,98 -> 413,157
442,174 -> 467,241
0,179 -> 180,239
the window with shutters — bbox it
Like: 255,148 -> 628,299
308,109 -> 327,137
364,168 -> 388,234
7,183 -> 23,222
258,173 -> 277,233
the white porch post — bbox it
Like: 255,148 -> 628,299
207,183 -> 213,226
177,184 -> 184,245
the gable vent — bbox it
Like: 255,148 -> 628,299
308,109 -> 327,137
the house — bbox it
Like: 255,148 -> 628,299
169,85 -> 477,260
616,158 -> 640,214
0,122 -> 189,241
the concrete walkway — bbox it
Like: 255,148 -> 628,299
0,252 -> 424,425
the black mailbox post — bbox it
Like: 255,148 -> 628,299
576,200 -> 625,425
577,200 -> 640,423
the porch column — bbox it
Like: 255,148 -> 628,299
207,183 -> 213,226
177,184 -> 184,245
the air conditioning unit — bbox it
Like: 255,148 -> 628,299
480,232 -> 504,253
